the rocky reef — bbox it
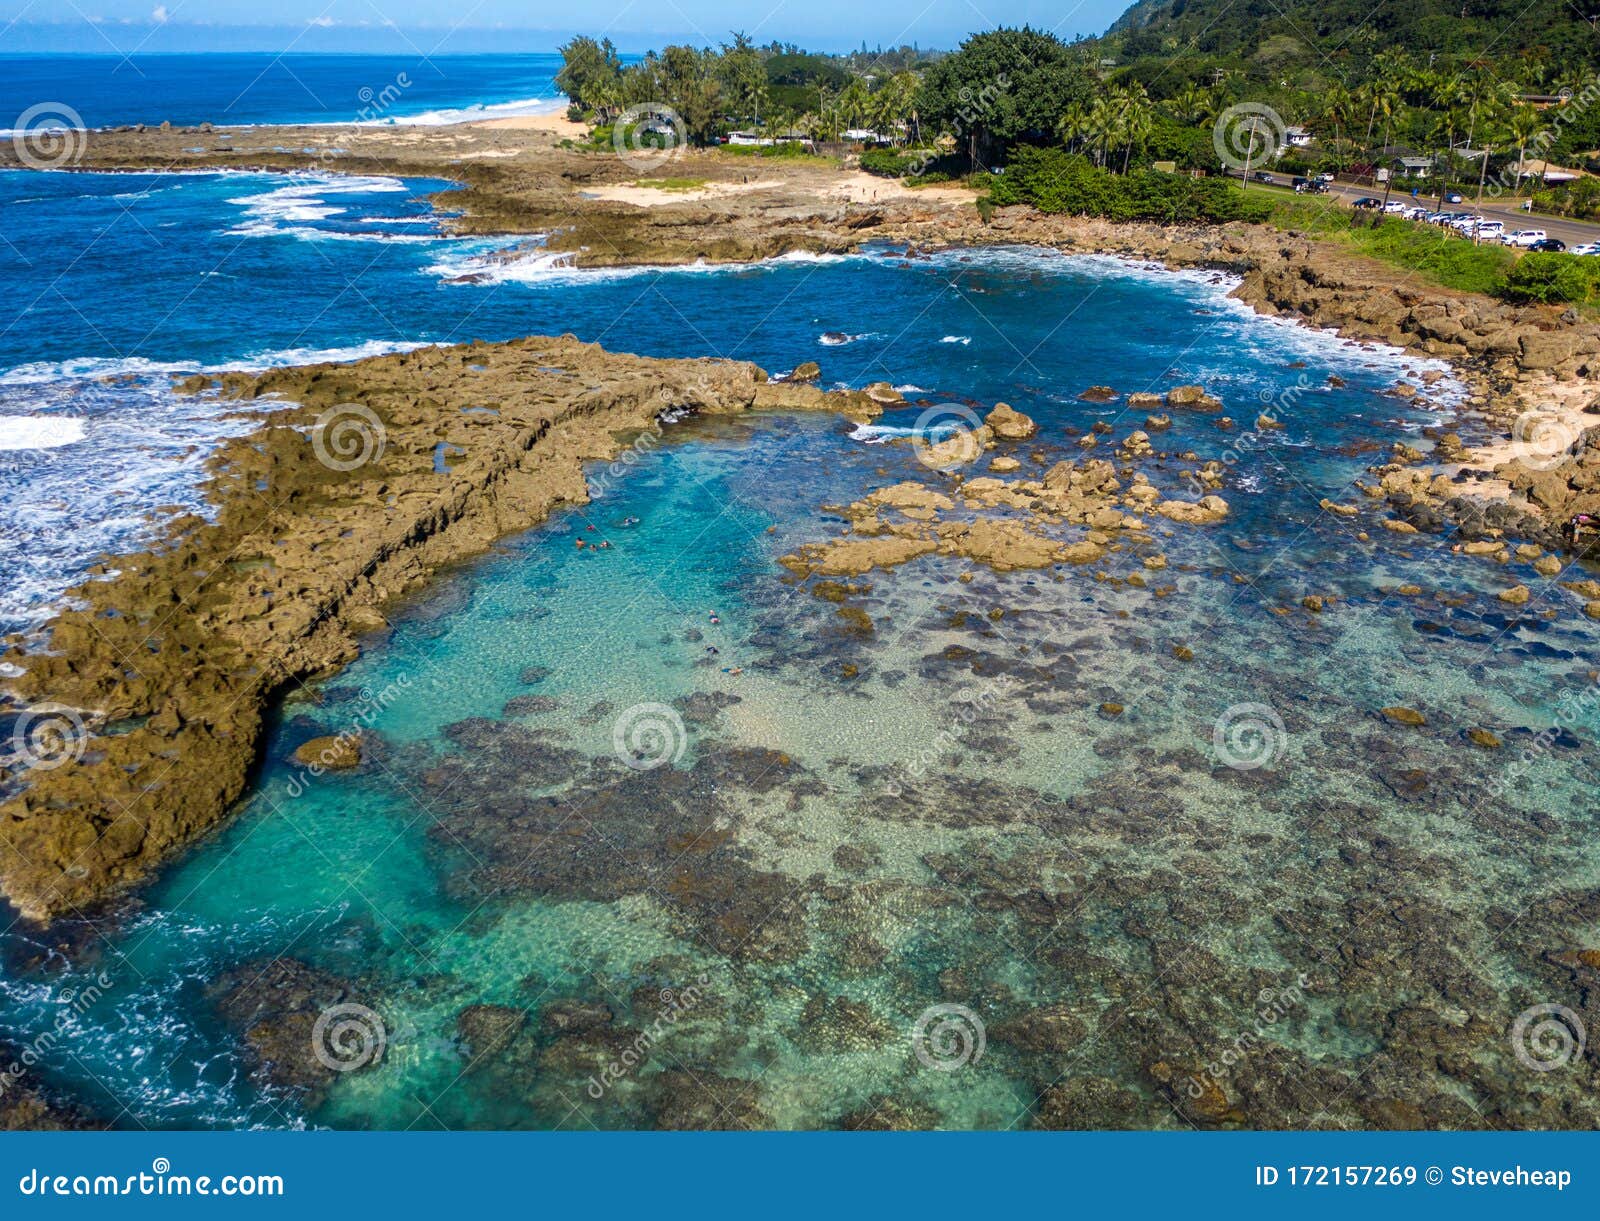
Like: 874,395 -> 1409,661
0,337 -> 877,923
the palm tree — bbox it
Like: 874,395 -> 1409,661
1168,82 -> 1212,126
1112,83 -> 1154,173
1087,94 -> 1117,167
1505,103 -> 1546,201
1318,82 -> 1356,168
869,71 -> 919,145
1427,74 -> 1467,208
1055,101 -> 1092,156
835,79 -> 870,133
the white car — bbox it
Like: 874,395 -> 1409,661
1570,242 -> 1600,257
1504,229 -> 1547,247
1316,172 -> 1336,183
1382,201 -> 1407,213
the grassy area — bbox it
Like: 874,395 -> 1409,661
634,177 -> 711,192
717,143 -> 834,163
1268,197 -> 1516,296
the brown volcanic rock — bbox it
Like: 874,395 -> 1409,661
0,336 -> 861,924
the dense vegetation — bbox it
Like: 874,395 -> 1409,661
555,33 -> 929,144
1110,0 -> 1596,82
555,7 -> 1600,307
988,145 -> 1274,223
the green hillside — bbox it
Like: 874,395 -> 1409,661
1105,0 -> 1597,81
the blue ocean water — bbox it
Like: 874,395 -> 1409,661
0,53 -> 569,130
3,166 -> 1600,1131
0,167 -> 1455,631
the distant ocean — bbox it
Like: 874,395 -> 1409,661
0,52 -> 572,129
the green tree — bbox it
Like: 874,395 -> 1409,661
655,46 -> 724,145
916,27 -> 1093,166
717,32 -> 769,124
555,36 -> 622,114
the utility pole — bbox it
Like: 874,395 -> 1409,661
1472,142 -> 1492,242
1240,115 -> 1259,188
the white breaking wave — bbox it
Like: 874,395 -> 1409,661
1,341 -> 433,387
353,96 -> 566,127
940,335 -> 971,345
224,174 -> 418,241
848,420 -> 964,444
0,416 -> 85,450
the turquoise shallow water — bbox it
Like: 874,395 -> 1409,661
3,172 -> 1600,1129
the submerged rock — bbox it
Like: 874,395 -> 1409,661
293,735 -> 361,769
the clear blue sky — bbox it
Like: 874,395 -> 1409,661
2,0 -> 1132,54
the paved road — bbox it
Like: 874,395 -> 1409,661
1244,172 -> 1600,248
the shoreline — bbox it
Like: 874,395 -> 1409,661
3,139 -> 1600,924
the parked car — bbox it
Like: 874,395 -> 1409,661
1351,197 -> 1382,209
1569,242 -> 1600,256
1317,172 -> 1336,183
1382,201 -> 1408,214
1528,238 -> 1567,252
1253,171 -> 1275,183
1504,230 -> 1547,247
1445,192 -> 1464,203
